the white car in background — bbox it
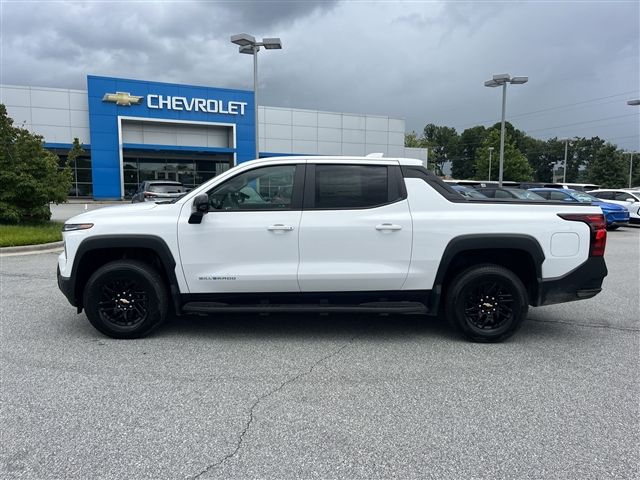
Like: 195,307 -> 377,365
590,189 -> 640,225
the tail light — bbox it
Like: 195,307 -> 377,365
558,213 -> 607,256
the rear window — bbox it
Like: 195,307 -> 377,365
148,184 -> 186,193
315,165 -> 388,209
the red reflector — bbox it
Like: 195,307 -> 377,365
558,213 -> 607,257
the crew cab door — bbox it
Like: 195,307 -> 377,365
178,163 -> 304,293
297,163 -> 412,291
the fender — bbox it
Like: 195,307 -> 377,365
68,235 -> 181,313
430,234 -> 545,310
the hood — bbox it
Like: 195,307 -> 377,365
592,201 -> 627,211
65,202 -> 158,224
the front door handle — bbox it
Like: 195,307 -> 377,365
267,224 -> 294,231
375,223 -> 402,231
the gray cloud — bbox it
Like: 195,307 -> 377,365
1,0 -> 638,150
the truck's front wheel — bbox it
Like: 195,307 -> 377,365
445,264 -> 528,342
83,260 -> 168,339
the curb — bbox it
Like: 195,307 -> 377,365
0,241 -> 64,255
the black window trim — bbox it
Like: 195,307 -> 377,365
205,163 -> 305,212
303,163 -> 407,211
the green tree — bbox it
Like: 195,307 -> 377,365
422,123 -> 459,176
404,131 -> 422,148
452,125 -> 487,179
474,129 -> 533,182
0,104 -> 72,223
586,143 -> 627,188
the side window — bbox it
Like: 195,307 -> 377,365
494,190 -> 511,199
594,191 -> 612,200
614,192 -> 633,201
314,165 -> 388,209
207,165 -> 296,211
535,191 -> 550,200
550,191 -> 570,201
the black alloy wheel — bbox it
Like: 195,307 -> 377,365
445,264 -> 528,342
83,260 -> 167,339
98,279 -> 149,328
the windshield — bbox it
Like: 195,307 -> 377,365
148,184 -> 186,193
452,185 -> 487,199
508,189 -> 545,200
571,191 -> 598,203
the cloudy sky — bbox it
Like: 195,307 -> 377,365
1,0 -> 639,150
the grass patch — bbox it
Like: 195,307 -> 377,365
0,222 -> 64,247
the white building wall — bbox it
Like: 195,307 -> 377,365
0,84 -> 90,144
1,83 -> 427,160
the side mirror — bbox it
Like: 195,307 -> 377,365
625,198 -> 636,203
188,194 -> 209,224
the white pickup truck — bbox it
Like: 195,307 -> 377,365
58,156 -> 608,342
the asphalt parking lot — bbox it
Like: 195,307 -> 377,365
1,228 -> 638,479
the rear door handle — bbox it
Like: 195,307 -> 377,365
375,223 -> 402,231
267,224 -> 294,231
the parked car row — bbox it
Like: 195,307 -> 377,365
446,183 -> 634,230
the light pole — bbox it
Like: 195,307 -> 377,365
488,146 -> 494,181
484,74 -> 528,187
626,100 -> 639,187
231,33 -> 282,159
625,152 -> 634,188
562,138 -> 570,183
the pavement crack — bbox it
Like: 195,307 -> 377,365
189,336 -> 357,479
529,318 -> 640,332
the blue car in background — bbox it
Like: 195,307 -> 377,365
529,188 -> 630,230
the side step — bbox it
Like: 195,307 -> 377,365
182,301 -> 428,315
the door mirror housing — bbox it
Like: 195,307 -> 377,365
189,194 -> 209,224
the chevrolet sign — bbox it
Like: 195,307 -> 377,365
102,92 -> 144,106
147,94 -> 247,115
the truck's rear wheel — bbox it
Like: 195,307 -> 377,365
445,264 -> 528,342
83,260 -> 167,339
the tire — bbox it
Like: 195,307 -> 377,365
83,260 -> 168,339
606,225 -> 619,231
445,264 -> 528,343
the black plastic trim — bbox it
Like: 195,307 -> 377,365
61,235 -> 180,312
181,290 -> 433,314
537,256 -> 607,306
401,165 -> 594,207
430,234 -> 546,311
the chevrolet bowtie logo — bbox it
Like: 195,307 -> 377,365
102,92 -> 144,106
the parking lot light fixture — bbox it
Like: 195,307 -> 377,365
484,73 -> 529,187
231,33 -> 283,159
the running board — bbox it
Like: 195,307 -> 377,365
182,301 -> 428,315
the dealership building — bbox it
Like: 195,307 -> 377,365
0,75 -> 426,199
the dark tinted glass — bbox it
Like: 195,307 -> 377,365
315,165 -> 388,208
148,184 -> 186,193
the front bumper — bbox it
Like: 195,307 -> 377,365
57,265 -> 77,307
536,256 -> 608,306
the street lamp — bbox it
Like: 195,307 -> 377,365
488,146 -> 494,181
561,138 -> 571,183
626,100 -> 639,187
484,73 -> 528,186
231,33 -> 283,159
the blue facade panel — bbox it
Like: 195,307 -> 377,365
87,75 -> 255,199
